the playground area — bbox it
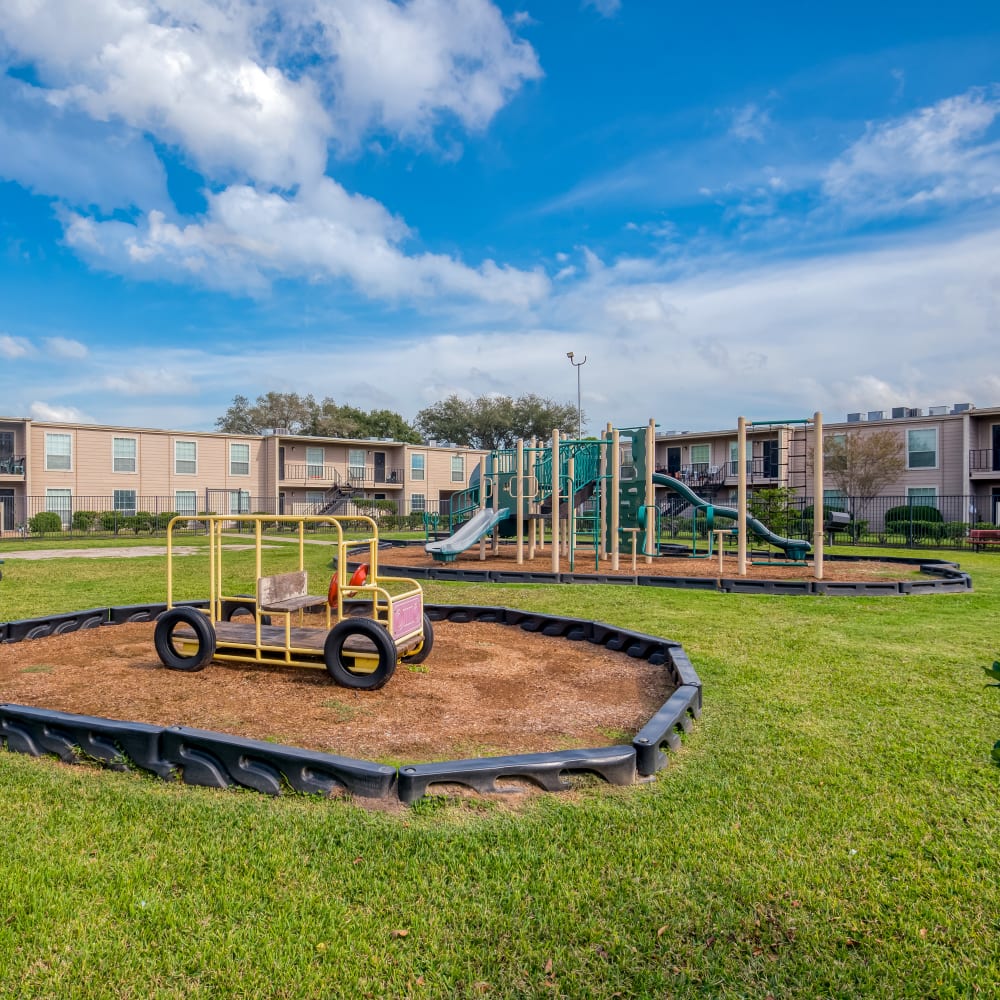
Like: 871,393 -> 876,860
381,543 -> 927,582
0,617 -> 673,762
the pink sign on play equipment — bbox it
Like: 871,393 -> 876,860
391,593 -> 423,638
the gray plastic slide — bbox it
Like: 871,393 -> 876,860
651,473 -> 811,559
425,507 -> 511,563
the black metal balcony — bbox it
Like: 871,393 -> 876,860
0,455 -> 25,476
970,448 -> 999,473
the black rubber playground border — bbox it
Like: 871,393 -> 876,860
363,543 -> 973,595
0,602 -> 700,805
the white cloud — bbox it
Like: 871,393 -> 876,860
66,180 -> 550,304
729,102 -> 771,142
29,401 -> 93,422
0,335 -> 33,358
102,367 -> 199,397
582,0 -> 621,17
823,86 -> 1000,216
44,337 -> 89,360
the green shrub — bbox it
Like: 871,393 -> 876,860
156,511 -> 180,530
28,511 -> 64,535
884,504 -> 944,528
71,510 -> 99,531
940,521 -> 968,540
100,510 -> 125,533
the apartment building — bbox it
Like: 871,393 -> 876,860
0,417 -> 486,533
654,402 -> 1000,525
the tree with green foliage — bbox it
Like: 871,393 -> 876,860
820,429 -> 906,521
215,392 -> 421,443
415,393 -> 580,450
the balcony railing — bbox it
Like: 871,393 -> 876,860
280,462 -> 405,487
969,449 -> 999,473
0,455 -> 25,475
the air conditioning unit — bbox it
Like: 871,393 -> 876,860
846,412 -> 863,423
907,408 -> 923,418
928,405 -> 949,416
868,410 -> 885,421
952,402 -> 972,414
891,407 -> 906,419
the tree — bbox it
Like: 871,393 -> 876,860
415,393 -> 580,450
216,392 -> 422,443
821,429 -> 906,520
215,392 -> 316,435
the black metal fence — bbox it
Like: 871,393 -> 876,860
2,492 -> 997,551
1,495 -> 445,539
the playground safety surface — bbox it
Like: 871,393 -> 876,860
376,546 -> 927,583
0,617 -> 674,762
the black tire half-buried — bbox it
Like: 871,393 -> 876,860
154,607 -> 217,672
401,614 -> 434,665
323,618 -> 397,690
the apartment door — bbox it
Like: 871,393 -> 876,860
278,446 -> 286,480
993,488 -> 1000,525
374,452 -> 386,483
666,447 -> 681,475
762,439 -> 779,478
0,488 -> 13,530
993,425 -> 1000,471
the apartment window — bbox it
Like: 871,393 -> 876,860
689,444 -> 709,468
175,440 -> 197,475
410,493 -> 426,513
175,491 -> 197,516
728,441 -> 752,476
823,489 -> 847,510
907,429 -> 937,469
907,487 -> 937,507
112,437 -> 137,473
45,488 -> 72,526
411,453 -> 425,481
229,442 -> 250,476
45,432 -> 72,471
229,489 -> 250,515
113,489 -> 137,516
305,446 -> 324,479
349,448 -> 366,483
305,490 -> 325,506
451,455 -> 464,482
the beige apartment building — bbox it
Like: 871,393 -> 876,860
654,402 -> 1000,526
0,417 -> 485,533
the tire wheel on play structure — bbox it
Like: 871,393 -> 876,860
401,614 -> 435,665
219,598 -> 270,627
154,607 -> 217,672
323,618 -> 397,690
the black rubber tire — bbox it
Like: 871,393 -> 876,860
154,607 -> 216,672
220,599 -> 270,626
324,618 -> 397,690
402,614 -> 435,665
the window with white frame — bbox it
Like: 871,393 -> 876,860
823,488 -> 847,511
411,453 -> 425,481
45,488 -> 72,526
451,455 -> 464,482
174,440 -> 197,475
907,487 -> 937,506
305,490 -> 325,512
229,442 -> 250,476
907,428 -> 937,469
45,432 -> 72,471
728,440 -> 752,476
175,491 -> 197,516
113,437 -> 137,473
229,489 -> 250,514
349,448 -> 366,482
410,493 -> 426,513
689,444 -> 710,468
305,446 -> 324,479
113,489 -> 137,515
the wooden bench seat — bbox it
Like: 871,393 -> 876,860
969,528 -> 1000,552
257,571 -> 327,613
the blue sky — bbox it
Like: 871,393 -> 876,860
1,0 -> 998,433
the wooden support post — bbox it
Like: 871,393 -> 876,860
516,438 -> 524,565
611,427 -> 620,572
551,429 -> 560,575
645,416 -> 655,565
813,410 -> 824,581
737,416 -> 748,577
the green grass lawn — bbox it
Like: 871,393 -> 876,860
1,540 -> 998,998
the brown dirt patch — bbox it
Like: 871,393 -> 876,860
377,544 -> 922,582
0,620 -> 673,762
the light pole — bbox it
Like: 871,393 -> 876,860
566,351 -> 586,439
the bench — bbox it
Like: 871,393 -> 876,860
257,571 -> 328,615
969,528 -> 1000,552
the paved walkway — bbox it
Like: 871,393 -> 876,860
1,544 -> 263,561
